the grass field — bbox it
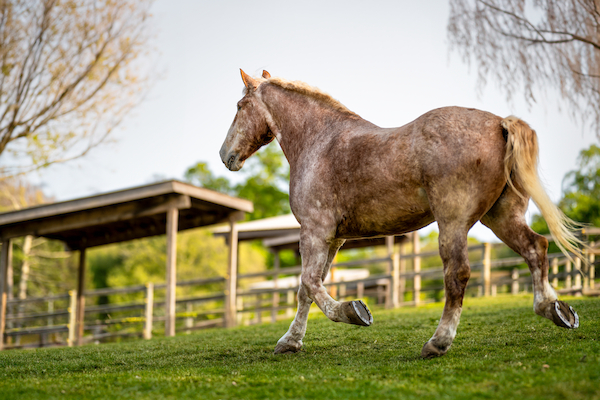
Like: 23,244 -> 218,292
0,295 -> 598,399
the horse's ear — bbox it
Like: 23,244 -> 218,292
262,70 -> 271,79
240,69 -> 259,91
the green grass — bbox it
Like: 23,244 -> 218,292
0,295 -> 599,399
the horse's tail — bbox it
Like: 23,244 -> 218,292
501,116 -> 586,263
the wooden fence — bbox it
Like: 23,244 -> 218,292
2,235 -> 598,349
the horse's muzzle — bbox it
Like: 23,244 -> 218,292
220,148 -> 243,171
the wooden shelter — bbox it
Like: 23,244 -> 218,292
0,180 -> 252,349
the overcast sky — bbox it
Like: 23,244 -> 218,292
32,0 -> 596,241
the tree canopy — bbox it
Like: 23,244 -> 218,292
0,0 -> 153,176
448,0 -> 600,134
532,144 -> 600,236
185,145 -> 290,221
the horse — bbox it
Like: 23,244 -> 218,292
219,69 -> 582,358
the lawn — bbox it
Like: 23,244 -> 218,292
0,295 -> 598,400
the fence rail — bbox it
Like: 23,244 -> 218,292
2,237 -> 598,350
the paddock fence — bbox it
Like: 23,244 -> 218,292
3,232 -> 599,349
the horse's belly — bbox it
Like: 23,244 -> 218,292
333,188 -> 435,239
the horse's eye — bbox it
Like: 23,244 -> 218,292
237,104 -> 242,111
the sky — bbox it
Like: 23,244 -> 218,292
32,0 -> 597,242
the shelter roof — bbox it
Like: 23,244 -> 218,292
212,213 -> 300,242
213,213 -> 407,251
0,180 -> 253,250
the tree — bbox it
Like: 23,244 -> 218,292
185,145 -> 291,220
532,144 -> 600,237
448,0 -> 600,133
0,0 -> 153,175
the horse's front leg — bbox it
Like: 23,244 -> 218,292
274,235 -> 341,354
273,232 -> 371,354
300,232 -> 373,325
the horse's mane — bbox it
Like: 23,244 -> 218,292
265,77 -> 360,118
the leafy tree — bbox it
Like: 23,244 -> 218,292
0,0 -> 153,175
532,144 -> 600,236
185,145 -> 290,220
448,0 -> 600,133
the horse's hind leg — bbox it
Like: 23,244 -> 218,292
421,222 -> 472,358
481,188 -> 579,328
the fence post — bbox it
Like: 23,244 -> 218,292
271,251 -> 280,324
399,242 -> 406,305
392,252 -> 400,308
185,302 -> 193,333
67,290 -> 77,347
565,260 -> 572,288
575,257 -> 582,289
551,258 -> 559,288
482,243 -> 491,296
386,236 -> 395,309
511,269 -> 519,295
236,297 -> 244,325
357,282 -> 364,299
286,290 -> 294,318
589,241 -> 596,290
413,232 -> 421,306
225,217 -> 239,328
143,283 -> 153,340
329,267 -> 337,298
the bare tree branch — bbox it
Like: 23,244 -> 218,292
0,0 -> 154,176
449,0 -> 600,135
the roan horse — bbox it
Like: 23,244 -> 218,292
219,70 -> 582,358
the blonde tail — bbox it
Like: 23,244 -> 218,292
501,116 -> 586,263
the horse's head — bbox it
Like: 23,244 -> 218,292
220,69 -> 275,171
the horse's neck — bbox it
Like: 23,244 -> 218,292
260,86 -> 368,168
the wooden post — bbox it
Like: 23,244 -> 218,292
67,290 -> 77,347
590,242 -> 595,290
271,250 -> 280,323
511,269 -> 519,295
565,260 -> 572,289
225,217 -> 239,328
330,266 -> 337,298
357,281 -> 364,299
413,232 -> 421,306
143,282 -> 154,340
6,246 -> 12,341
236,297 -> 244,325
483,243 -> 492,297
165,207 -> 179,337
255,295 -> 262,324
392,252 -> 400,308
286,290 -> 294,318
399,242 -> 406,305
76,248 -> 86,346
385,236 -> 394,308
574,257 -> 582,289
185,302 -> 193,333
0,239 -> 12,351
551,258 -> 559,288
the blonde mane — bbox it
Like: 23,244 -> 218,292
265,77 -> 360,118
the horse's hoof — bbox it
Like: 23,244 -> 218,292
550,300 -> 579,329
341,300 -> 373,326
274,340 -> 302,354
421,341 -> 449,359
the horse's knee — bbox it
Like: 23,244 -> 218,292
300,271 -> 321,299
444,264 -> 470,306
